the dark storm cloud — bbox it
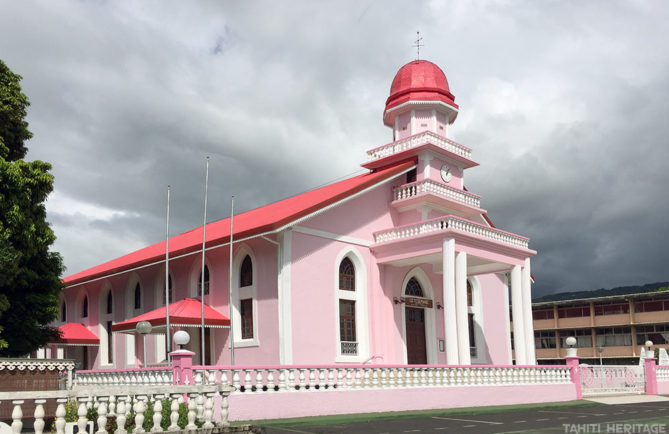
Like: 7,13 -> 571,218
1,1 -> 668,297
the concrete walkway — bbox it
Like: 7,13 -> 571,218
585,394 -> 669,404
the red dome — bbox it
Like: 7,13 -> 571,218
384,60 -> 458,124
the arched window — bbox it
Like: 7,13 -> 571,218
106,290 -> 113,314
134,283 -> 141,310
60,301 -> 67,322
339,258 -> 355,291
162,275 -> 174,305
405,277 -> 424,297
198,265 -> 210,296
82,296 -> 88,318
240,255 -> 252,287
467,280 -> 473,307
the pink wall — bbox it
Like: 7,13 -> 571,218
227,383 -> 578,421
658,380 -> 669,395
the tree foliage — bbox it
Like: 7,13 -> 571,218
0,59 -> 64,356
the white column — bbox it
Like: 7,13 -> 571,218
522,258 -> 536,365
442,238 -> 458,365
510,265 -> 526,364
278,230 -> 293,364
455,252 -> 470,365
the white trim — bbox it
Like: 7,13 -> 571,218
65,166 -> 415,290
410,109 -> 415,136
292,226 -> 371,247
334,247 -> 369,363
188,256 -> 212,302
230,244 -> 259,348
385,99 -> 459,117
400,267 -> 438,365
124,273 -> 143,367
278,230 -> 293,364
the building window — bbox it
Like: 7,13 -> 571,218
60,301 -> 67,322
406,168 -> 417,183
468,313 -> 477,357
636,324 -> 669,345
595,327 -> 632,347
106,291 -> 113,314
594,302 -> 629,315
162,275 -> 174,306
467,280 -> 473,307
106,320 -> 113,364
240,298 -> 253,339
405,277 -> 424,297
532,309 -> 555,320
82,296 -> 88,318
240,255 -> 252,287
198,265 -> 210,296
535,330 -> 557,349
339,300 -> 356,354
559,329 -> 592,348
557,306 -> 590,318
134,283 -> 141,310
339,258 -> 355,291
634,299 -> 669,313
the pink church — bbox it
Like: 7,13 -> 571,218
52,60 -> 538,371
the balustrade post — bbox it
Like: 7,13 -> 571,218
169,349 -> 195,385
33,399 -> 46,434
218,394 -> 230,428
150,397 -> 162,432
115,398 -> 127,434
11,400 -> 23,434
195,393 -> 204,420
77,398 -> 89,434
168,396 -> 180,432
185,394 -> 197,430
202,394 -> 215,429
55,398 -> 68,434
96,398 -> 108,434
133,396 -> 147,433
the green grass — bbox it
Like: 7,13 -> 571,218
237,400 -> 602,427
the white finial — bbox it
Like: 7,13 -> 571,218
413,31 -> 424,60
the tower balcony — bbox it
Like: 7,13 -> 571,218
363,131 -> 478,170
373,215 -> 530,250
392,180 -> 483,217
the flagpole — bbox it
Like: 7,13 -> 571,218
200,157 -> 210,365
165,185 -> 171,362
228,196 -> 235,365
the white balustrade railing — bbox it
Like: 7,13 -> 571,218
0,384 -> 232,434
192,365 -> 571,393
367,131 -> 473,163
657,366 -> 669,381
74,367 -> 172,387
393,180 -> 481,209
373,215 -> 530,249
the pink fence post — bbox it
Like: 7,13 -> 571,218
565,355 -> 582,399
644,356 -> 658,395
170,350 -> 195,385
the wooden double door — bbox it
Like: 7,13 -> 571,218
405,307 -> 427,364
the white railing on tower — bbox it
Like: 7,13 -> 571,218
373,215 -> 530,249
366,131 -> 472,162
393,180 -> 481,209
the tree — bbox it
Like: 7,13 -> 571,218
0,59 -> 64,356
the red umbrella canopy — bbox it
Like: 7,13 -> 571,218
55,323 -> 100,345
111,298 -> 230,333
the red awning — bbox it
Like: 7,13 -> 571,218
54,323 -> 100,346
111,298 -> 230,333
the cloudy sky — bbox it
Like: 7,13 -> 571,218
1,1 -> 668,297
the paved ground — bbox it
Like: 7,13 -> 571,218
260,400 -> 669,434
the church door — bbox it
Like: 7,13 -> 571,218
405,307 -> 427,364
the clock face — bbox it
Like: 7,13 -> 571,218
440,165 -> 452,183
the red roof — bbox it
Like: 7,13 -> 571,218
111,298 -> 230,332
54,323 -> 99,345
384,60 -> 458,125
64,160 -> 414,286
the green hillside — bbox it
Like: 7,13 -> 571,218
533,282 -> 669,303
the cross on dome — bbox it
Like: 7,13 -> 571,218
413,31 -> 424,60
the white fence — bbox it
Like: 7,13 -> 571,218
579,365 -> 645,397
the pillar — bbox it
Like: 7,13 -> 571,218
170,349 -> 195,385
565,355 -> 582,399
442,238 -> 458,365
521,258 -> 536,365
511,265 -> 526,364
455,251 -> 470,365
644,356 -> 658,395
